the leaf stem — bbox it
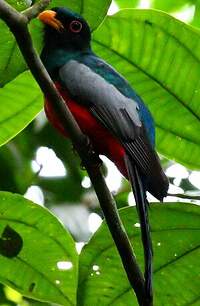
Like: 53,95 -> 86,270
167,193 -> 200,201
0,1 -> 149,305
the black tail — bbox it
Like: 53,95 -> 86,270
125,154 -> 153,303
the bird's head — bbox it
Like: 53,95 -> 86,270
38,7 -> 91,51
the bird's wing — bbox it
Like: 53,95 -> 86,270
59,59 -> 168,199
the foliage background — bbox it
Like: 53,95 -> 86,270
0,0 -> 199,305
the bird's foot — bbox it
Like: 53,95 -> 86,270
80,155 -> 102,171
80,137 -> 103,171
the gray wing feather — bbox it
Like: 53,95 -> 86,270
59,60 -> 141,140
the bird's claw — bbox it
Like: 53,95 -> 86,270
80,137 -> 103,170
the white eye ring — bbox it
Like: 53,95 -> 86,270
69,20 -> 82,33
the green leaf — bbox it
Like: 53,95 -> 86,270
0,22 -> 23,87
0,0 -> 33,86
78,203 -> 200,305
0,71 -> 42,147
92,9 -> 200,169
0,0 -> 111,86
48,0 -> 112,30
0,191 -> 78,305
151,0 -> 193,12
6,0 -> 30,11
114,0 -> 139,9
0,284 -> 16,306
0,145 -> 25,194
191,2 -> 200,28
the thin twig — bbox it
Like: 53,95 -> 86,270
23,0 -> 51,21
0,1 -> 149,305
167,193 -> 200,201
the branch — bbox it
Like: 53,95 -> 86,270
23,0 -> 51,21
0,1 -> 149,305
167,193 -> 200,201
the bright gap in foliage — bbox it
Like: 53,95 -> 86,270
57,261 -> 73,271
81,176 -> 91,188
138,0 -> 151,9
164,184 -> 184,203
76,242 -> 85,254
166,164 -> 188,179
172,4 -> 195,23
88,213 -> 102,233
101,156 -> 123,192
32,146 -> 66,177
189,172 -> 200,189
108,1 -> 119,15
24,185 -> 44,206
128,192 -> 135,206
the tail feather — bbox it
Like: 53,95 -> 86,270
125,154 -> 153,302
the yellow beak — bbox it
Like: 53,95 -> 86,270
38,10 -> 64,31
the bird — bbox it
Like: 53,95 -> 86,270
38,7 -> 169,302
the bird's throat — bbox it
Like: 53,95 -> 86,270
41,47 -> 81,78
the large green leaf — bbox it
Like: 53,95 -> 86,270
114,0 -> 139,9
0,21 -> 25,87
0,191 -> 78,305
78,203 -> 200,305
0,0 -> 32,86
0,71 -> 42,147
0,18 -> 43,87
0,0 -> 111,86
151,0 -> 193,12
92,9 -> 200,169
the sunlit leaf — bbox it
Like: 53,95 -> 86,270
152,0 -> 193,12
0,192 -> 78,305
37,0 -> 112,30
0,0 -> 32,86
92,9 -> 200,169
0,283 -> 16,305
191,2 -> 200,28
78,203 -> 200,305
114,0 -> 139,9
0,71 -> 42,147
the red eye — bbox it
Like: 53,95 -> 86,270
69,20 -> 82,33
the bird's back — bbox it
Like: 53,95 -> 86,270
78,53 -> 155,147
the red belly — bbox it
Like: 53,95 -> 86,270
44,83 -> 127,177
